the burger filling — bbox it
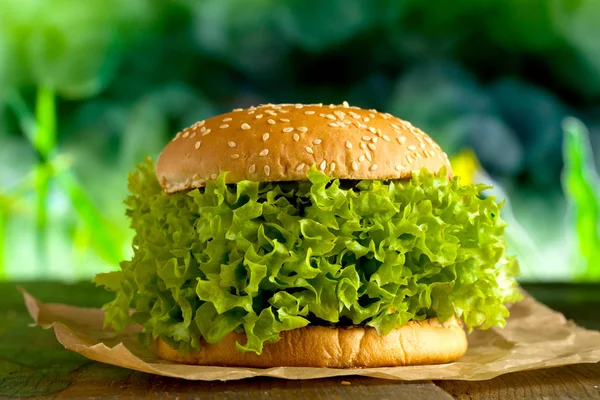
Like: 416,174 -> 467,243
95,158 -> 521,354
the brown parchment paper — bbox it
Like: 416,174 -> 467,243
22,289 -> 600,381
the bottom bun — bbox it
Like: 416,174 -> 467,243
156,316 -> 468,368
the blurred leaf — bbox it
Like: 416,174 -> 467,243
0,210 -> 5,279
552,0 -> 600,97
489,78 -> 568,187
561,117 -> 600,280
54,169 -> 124,265
0,0 -> 151,99
192,0 -> 290,75
387,61 -> 490,154
279,0 -> 378,51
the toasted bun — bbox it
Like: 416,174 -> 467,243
156,316 -> 467,368
156,103 -> 451,193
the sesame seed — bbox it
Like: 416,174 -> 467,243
397,136 -> 406,145
368,143 -> 376,151
342,101 -> 349,108
326,114 -> 336,121
369,113 -> 376,119
262,133 -> 270,141
330,162 -> 336,172
350,112 -> 360,119
391,123 -> 400,130
283,127 -> 294,133
376,128 -> 383,137
296,163 -> 306,171
304,111 -> 315,115
241,123 -> 251,130
320,160 -> 326,170
279,109 -> 289,113
364,117 -> 370,122
366,152 -> 372,161
249,164 -> 256,173
420,143 -> 426,149
368,127 -> 377,134
345,141 -> 353,149
293,133 -> 300,141
265,110 -> 277,116
280,118 -> 290,122
370,164 -> 378,171
395,165 -> 403,171
223,117 -> 232,122
360,142 -> 367,150
248,110 -> 255,115
295,104 -> 303,109
182,131 -> 190,138
264,165 -> 271,176
313,139 -> 322,145
383,135 -> 391,142
338,121 -> 347,128
358,123 -> 367,129
328,104 -> 335,108
195,141 -> 201,149
255,114 -> 263,119
428,150 -> 437,157
334,111 -> 346,120
190,132 -> 197,139
228,141 -> 237,148
306,146 -> 314,154
198,120 -> 206,126
220,124 -> 229,129
362,135 -> 371,141
408,145 -> 417,151
372,136 -> 378,143
352,161 -> 359,171
233,108 -> 243,112
267,119 -> 276,125
200,126 -> 206,133
319,113 -> 326,117
231,153 -> 240,159
211,173 -> 217,180
328,122 -> 338,128
259,149 -> 269,157
359,154 -> 366,162
202,129 -> 211,136
297,126 -> 308,132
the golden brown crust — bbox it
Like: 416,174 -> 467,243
156,316 -> 467,368
156,103 -> 451,193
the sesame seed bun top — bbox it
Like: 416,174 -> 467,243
156,102 -> 451,193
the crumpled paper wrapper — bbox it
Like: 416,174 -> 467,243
22,290 -> 600,381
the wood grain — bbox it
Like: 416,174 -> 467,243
47,363 -> 453,400
436,363 -> 600,400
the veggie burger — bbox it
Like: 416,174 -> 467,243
95,102 -> 521,368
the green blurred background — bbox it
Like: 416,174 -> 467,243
1,0 -> 600,282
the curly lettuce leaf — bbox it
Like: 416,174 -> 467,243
94,158 -> 522,354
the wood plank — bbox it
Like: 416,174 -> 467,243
43,363 -> 453,400
436,363 -> 600,400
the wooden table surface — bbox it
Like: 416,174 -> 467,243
1,282 -> 599,399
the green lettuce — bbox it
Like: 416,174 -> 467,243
94,158 -> 521,354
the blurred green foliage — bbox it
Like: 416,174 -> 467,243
562,119 -> 600,281
1,0 -> 600,281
